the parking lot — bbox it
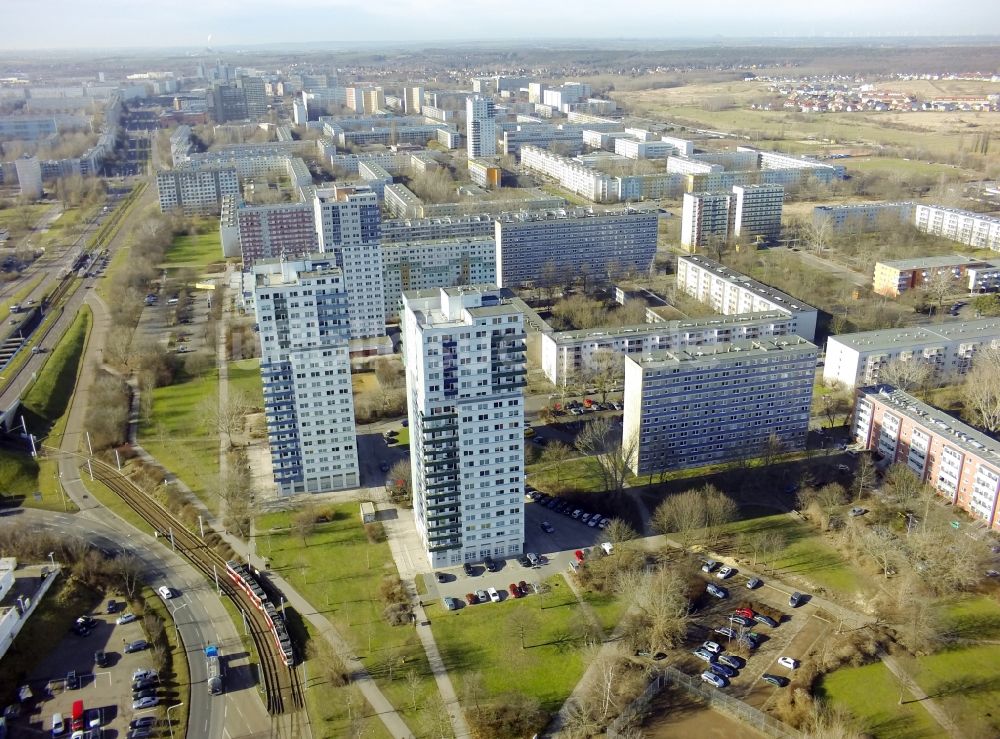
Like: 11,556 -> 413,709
13,594 -> 172,738
678,562 -> 834,705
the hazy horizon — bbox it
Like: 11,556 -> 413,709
3,0 -> 1000,51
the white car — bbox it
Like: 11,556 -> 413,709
157,586 -> 175,600
701,671 -> 726,688
526,552 -> 540,566
702,640 -> 722,654
116,613 -> 138,625
487,587 -> 501,603
777,656 -> 800,670
716,566 -> 735,579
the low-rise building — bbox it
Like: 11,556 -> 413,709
823,319 -> 1000,388
853,386 -> 1000,530
156,167 -> 240,215
872,255 -> 998,297
623,337 -> 817,475
914,204 -> 1000,251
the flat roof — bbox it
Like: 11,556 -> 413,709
876,255 -> 986,271
860,385 -> 1000,465
551,311 -> 790,343
678,254 -> 817,314
828,318 -> 1000,352
634,336 -> 816,367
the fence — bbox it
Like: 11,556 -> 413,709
607,666 -> 801,738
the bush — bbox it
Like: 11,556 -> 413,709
472,692 -> 548,739
383,602 -> 413,626
364,522 -> 386,544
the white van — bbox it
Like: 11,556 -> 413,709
51,712 -> 65,735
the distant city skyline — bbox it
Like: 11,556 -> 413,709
2,0 -> 999,51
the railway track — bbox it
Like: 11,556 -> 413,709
80,456 -> 304,715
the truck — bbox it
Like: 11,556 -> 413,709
205,646 -> 222,696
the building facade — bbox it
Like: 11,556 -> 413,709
252,257 -> 359,496
813,202 -> 915,234
732,184 -> 784,243
13,156 -> 42,200
823,319 -> 1000,388
402,286 -> 526,568
156,167 -> 240,215
676,255 -> 818,341
854,386 -> 1000,531
541,311 -> 798,385
872,255 -> 997,297
314,186 -> 386,343
382,237 -> 497,321
914,204 -> 1000,251
237,202 -> 318,270
466,95 -> 497,158
623,337 -> 817,475
495,208 -> 657,288
681,191 -> 734,250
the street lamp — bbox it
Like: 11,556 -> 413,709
47,552 -> 55,569
171,602 -> 190,640
165,702 -> 184,739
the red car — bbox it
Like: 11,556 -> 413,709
735,607 -> 755,619
464,593 -> 476,605
574,549 -> 585,563
509,583 -> 522,598
518,580 -> 529,595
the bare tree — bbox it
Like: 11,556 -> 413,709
860,525 -> 901,578
963,343 -> 1000,432
854,454 -> 877,502
292,503 -> 317,546
759,432 -> 785,469
757,531 -> 787,574
922,269 -> 958,309
201,390 -> 253,449
652,490 -> 705,550
882,464 -> 925,505
587,349 -> 624,405
115,554 -> 143,600
879,358 -> 933,392
505,607 -> 540,650
540,441 -> 573,487
603,518 -> 638,546
385,459 -> 411,504
616,567 -> 690,650
574,417 -> 636,494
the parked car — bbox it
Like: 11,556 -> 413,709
487,587 -> 501,603
692,648 -> 715,663
518,580 -> 529,595
106,599 -> 119,614
714,626 -> 737,639
435,572 -> 447,583
132,697 -> 158,710
124,640 -> 149,654
517,555 -> 532,568
734,607 -> 755,619
754,614 -> 780,628
716,566 -> 735,579
701,559 -> 720,573
475,589 -> 488,604
65,670 -> 78,690
464,593 -> 477,606
587,516 -> 601,528
701,672 -> 726,688
484,556 -> 498,572
702,641 -> 722,654
762,673 -> 789,687
463,563 -> 475,576
777,656 -> 800,670
132,669 -> 157,682
94,650 -> 109,668
746,577 -> 763,590
729,614 -> 753,627
598,517 -> 610,529
132,689 -> 157,702
574,550 -> 585,563
789,592 -> 805,608
442,597 -> 458,611
157,586 -> 175,600
132,678 -> 157,691
571,509 -> 583,519
718,654 -> 744,670
706,583 -> 728,599
526,552 -> 539,566
539,521 -> 554,534
509,583 -> 522,598
710,662 -> 737,679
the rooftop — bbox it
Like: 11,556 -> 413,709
861,385 -> 1000,465
635,336 -> 816,367
877,254 -> 988,271
679,254 -> 817,314
829,318 -> 1000,352
551,311 -> 790,342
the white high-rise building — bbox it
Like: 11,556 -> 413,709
466,95 -> 496,159
313,186 -> 386,344
252,256 -> 359,496
403,86 -> 424,115
14,156 -> 42,200
732,184 -> 784,243
402,286 -> 526,568
681,191 -> 734,250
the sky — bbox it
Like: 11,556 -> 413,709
3,0 -> 1000,50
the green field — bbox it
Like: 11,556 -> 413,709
163,231 -> 224,270
22,307 -> 92,437
845,157 -> 970,179
140,369 -> 221,511
228,358 -> 263,405
722,513 -> 866,597
428,576 -> 593,715
817,661 -> 942,738
256,505 -> 439,736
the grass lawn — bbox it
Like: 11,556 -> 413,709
0,447 -> 76,513
845,157 -> 971,179
79,476 -> 156,536
140,369 -> 221,512
228,358 -> 262,405
429,576 -> 593,716
903,643 -> 1000,738
394,426 -> 410,447
577,581 -> 628,635
139,586 -> 191,737
256,504 -> 439,736
0,575 -> 102,704
721,513 -> 867,598
527,455 -> 607,494
817,661 -> 942,738
22,307 -> 91,437
939,595 -> 1000,640
163,231 -> 223,270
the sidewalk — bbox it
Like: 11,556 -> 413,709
881,653 -> 961,738
382,508 -> 471,738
